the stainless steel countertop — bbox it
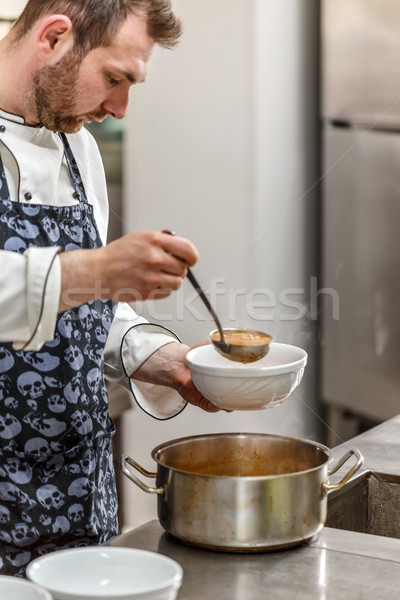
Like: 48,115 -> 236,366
113,416 -> 400,599
330,414 -> 400,477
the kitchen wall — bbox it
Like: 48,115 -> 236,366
0,0 -> 24,35
0,1 -> 24,17
121,0 -> 321,530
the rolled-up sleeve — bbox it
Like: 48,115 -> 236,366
0,247 -> 61,351
104,302 -> 187,420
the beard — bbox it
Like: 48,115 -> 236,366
28,49 -> 106,134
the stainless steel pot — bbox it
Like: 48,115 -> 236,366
121,432 -> 363,551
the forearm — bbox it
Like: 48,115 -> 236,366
58,247 -> 106,311
131,342 -> 220,413
104,309 -> 180,387
130,341 -> 187,391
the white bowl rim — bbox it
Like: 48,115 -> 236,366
186,342 -> 307,377
27,547 -> 183,598
0,576 -> 53,599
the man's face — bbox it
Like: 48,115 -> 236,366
29,13 -> 155,133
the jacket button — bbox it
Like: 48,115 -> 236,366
24,192 -> 33,201
72,191 -> 80,199
0,125 -> 5,133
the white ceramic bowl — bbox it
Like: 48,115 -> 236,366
27,547 -> 183,600
0,575 -> 53,600
186,342 -> 307,410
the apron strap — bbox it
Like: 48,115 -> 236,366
0,152 -> 11,201
58,132 -> 88,204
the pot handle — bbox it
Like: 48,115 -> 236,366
323,448 -> 364,494
120,454 -> 164,495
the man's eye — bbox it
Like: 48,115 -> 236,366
107,75 -> 119,85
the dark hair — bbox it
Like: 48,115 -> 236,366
13,0 -> 182,52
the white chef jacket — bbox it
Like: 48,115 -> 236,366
0,109 -> 186,419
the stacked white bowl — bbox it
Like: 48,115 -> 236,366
0,575 -> 53,599
27,547 -> 183,600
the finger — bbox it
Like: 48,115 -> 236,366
160,254 -> 189,278
194,395 -> 221,413
160,233 -> 199,267
156,272 -> 185,292
194,394 -> 231,413
149,288 -> 173,300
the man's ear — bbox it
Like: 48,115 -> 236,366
35,15 -> 74,64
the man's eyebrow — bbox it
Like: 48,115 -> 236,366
122,70 -> 146,84
123,71 -> 136,83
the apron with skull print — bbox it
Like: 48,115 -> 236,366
0,132 -> 118,577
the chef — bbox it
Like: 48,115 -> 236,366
0,0 -> 219,576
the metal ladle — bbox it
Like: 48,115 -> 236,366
162,230 -> 272,363
185,267 -> 229,354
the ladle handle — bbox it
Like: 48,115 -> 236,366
186,268 -> 226,343
161,229 -> 227,345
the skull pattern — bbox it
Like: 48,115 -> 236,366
17,372 -> 46,400
48,395 -> 66,414
3,458 -> 33,485
42,216 -> 60,242
37,485 -> 65,510
0,138 -> 118,577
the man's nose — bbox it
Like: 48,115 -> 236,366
103,88 -> 130,120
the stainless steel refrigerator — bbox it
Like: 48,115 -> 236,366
320,0 -> 400,439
